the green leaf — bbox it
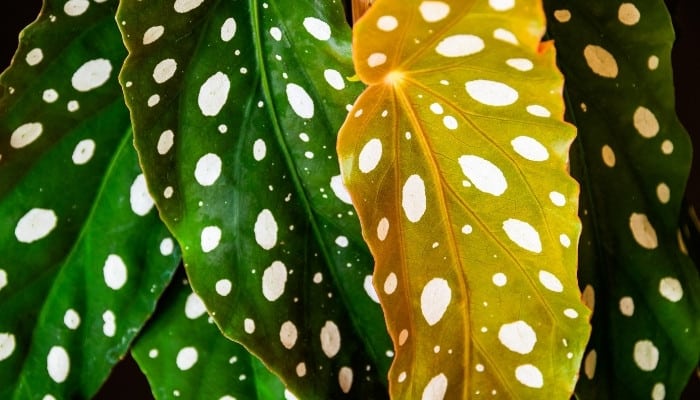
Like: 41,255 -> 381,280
132,267 -> 286,400
117,0 -> 392,398
542,0 -> 700,398
0,1 -> 179,398
338,0 -> 590,398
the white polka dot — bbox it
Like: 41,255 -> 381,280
221,18 -> 237,42
514,364 -> 543,388
489,0 -> 515,11
158,238 -> 174,256
359,138 -> 383,173
492,272 -> 507,287
335,236 -> 349,248
71,139 -> 96,165
659,277 -> 683,302
367,53 -> 387,67
402,175 -> 427,223
147,94 -> 160,107
563,308 -> 578,318
253,138 -> 266,161
619,296 -> 634,316
201,226 -> 222,253
43,89 -> 59,103
303,17 -> 331,40
286,83 -> 314,119
648,55 -> 660,70
583,45 -> 618,78
661,140 -> 673,154
0,270 -> 7,292
103,254 -> 127,290
384,272 -> 397,294
633,340 -> 659,371
538,270 -> 563,292
296,362 -> 307,377
163,186 -> 174,199
442,115 -> 458,130
377,15 -> 398,31
67,100 -> 80,112
602,144 -> 616,167
185,292 -> 207,319
26,48 -> 43,66
143,26 -> 164,45
10,122 -> 43,149
262,261 -> 287,302
339,367 -> 353,393
254,209 -> 278,250
511,136 -> 549,161
493,28 -> 518,45
244,318 -> 255,334
174,0 -> 205,13
503,219 -> 542,253
526,105 -> 551,117
419,1 -> 450,22
130,174 -> 155,216
458,155 -> 508,196
102,310 -> 116,337
629,213 -> 658,249
498,320 -> 537,354
398,371 -> 407,382
279,321 -> 298,349
633,106 -> 659,138
198,72 -> 230,116
175,347 -> 198,370
462,225 -> 473,234
0,333 -> 16,361
436,35 -> 484,57
363,275 -> 380,303
559,233 -> 571,248
64,309 -> 80,330
64,0 -> 89,16
651,383 -> 665,400
194,153 -> 222,186
330,175 -> 352,205
71,59 -> 112,92
215,279 -> 232,296
618,3 -> 641,25
584,349 -> 597,379
153,59 -> 177,84
269,26 -> 282,41
554,9 -> 571,23
421,373 -> 447,400
47,346 -> 70,383
148,349 -> 158,358
320,321 -> 341,358
656,183 -> 670,204
420,278 -> 451,326
466,80 -> 518,106
549,191 -> 566,206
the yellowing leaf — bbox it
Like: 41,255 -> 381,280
338,0 -> 591,398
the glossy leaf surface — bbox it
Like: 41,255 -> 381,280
132,268 -> 286,400
339,0 -> 590,398
118,0 -> 392,398
543,0 -> 700,398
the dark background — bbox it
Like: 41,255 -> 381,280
1,1 -> 697,399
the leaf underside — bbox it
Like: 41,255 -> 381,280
118,0 -> 393,398
543,0 -> 700,398
339,0 -> 590,398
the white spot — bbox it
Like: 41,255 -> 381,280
198,72 -> 230,116
339,367 -> 353,393
359,138 -> 383,173
398,329 -> 408,346
320,321 -> 341,358
194,153 -> 222,186
376,217 -> 390,241
64,0 -> 89,17
538,270 -> 563,292
462,224 -> 473,234
174,0 -> 205,13
419,1 -> 450,22
367,53 -> 387,67
286,83 -> 314,119
648,55 -> 660,70
560,234 -> 571,248
221,18 -> 237,42
443,116 -> 458,130
602,144 -> 616,167
618,3 -> 641,25
103,254 -> 127,290
554,9 -> 571,23
398,371 -> 407,382
402,175 -> 427,223
377,15 -> 398,31
312,272 -> 323,284
656,183 -> 670,204
659,277 -> 683,302
629,213 -> 658,249
330,175 -> 352,204
71,139 -> 96,165
661,140 -> 673,154
498,320 -> 537,354
384,272 -> 398,294
335,236 -> 349,248
584,349 -> 597,379
0,333 -> 16,361
526,105 -> 551,117
157,130 -> 175,155
511,136 -> 549,161
506,58 -> 534,71
157,238 -> 174,256
175,347 -> 198,370
421,373 -> 448,400
584,45 -> 618,78
26,48 -> 43,66
633,340 -> 659,371
323,69 -> 345,90
71,59 -> 112,92
547,191 -> 566,207
163,186 -> 174,199
633,106 -> 659,138
43,89 -> 59,103
253,138 -> 266,161
262,261 -> 287,301
254,209 -> 278,250
153,59 -> 177,84
503,219 -> 542,253
494,28 -> 518,44
200,226 -> 222,253
10,122 -> 43,148
47,346 -> 70,383
458,155 -> 508,196
296,363 -> 307,377
244,318 -> 255,334
515,364 -> 543,388
652,383 -> 666,400
466,80 -> 518,106
436,35 -> 484,57
64,309 -> 80,330
102,310 -> 116,337
269,27 -> 282,41
67,100 -> 80,112
363,275 -> 380,303
489,0 -> 515,11
430,103 -> 444,114
215,279 -> 232,296
0,270 -> 6,292
148,349 -> 158,358
185,292 -> 207,319
492,272 -> 507,287
147,94 -> 160,107
143,26 -> 164,45
563,308 -> 578,318
130,174 -> 155,216
619,296 -> 634,316
15,208 -> 57,243
303,17 -> 331,41
421,278 -> 451,326
280,321 -> 298,349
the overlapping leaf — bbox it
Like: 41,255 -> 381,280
339,0 -> 590,398
117,0 -> 393,398
0,2 -> 180,398
132,267 -> 286,400
542,1 -> 700,398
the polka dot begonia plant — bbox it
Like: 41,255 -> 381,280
0,0 -> 697,399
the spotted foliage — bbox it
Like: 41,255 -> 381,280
118,0 -> 392,398
338,0 -> 591,398
543,1 -> 700,398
